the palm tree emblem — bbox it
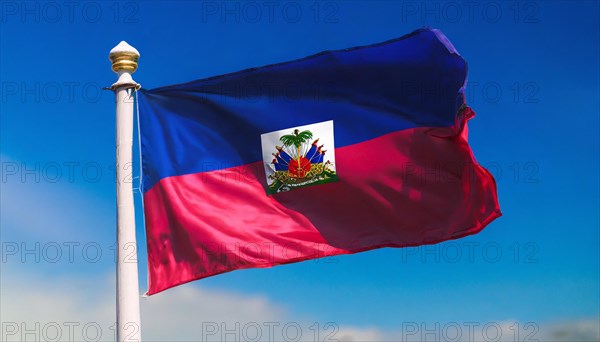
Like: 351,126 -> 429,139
267,124 -> 337,194
279,129 -> 313,178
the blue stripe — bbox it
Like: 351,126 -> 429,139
139,28 -> 468,192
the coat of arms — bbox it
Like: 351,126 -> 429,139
261,121 -> 338,194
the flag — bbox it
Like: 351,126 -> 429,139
138,28 -> 501,295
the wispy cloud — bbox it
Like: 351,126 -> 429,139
2,265 -> 598,342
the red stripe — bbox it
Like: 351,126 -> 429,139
143,121 -> 501,295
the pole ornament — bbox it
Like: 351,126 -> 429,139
110,41 -> 140,73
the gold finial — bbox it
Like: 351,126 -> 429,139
109,41 -> 140,73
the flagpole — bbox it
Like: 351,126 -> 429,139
109,41 -> 142,342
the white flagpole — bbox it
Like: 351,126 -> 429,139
109,41 -> 142,342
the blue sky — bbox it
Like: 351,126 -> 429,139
1,1 -> 599,341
